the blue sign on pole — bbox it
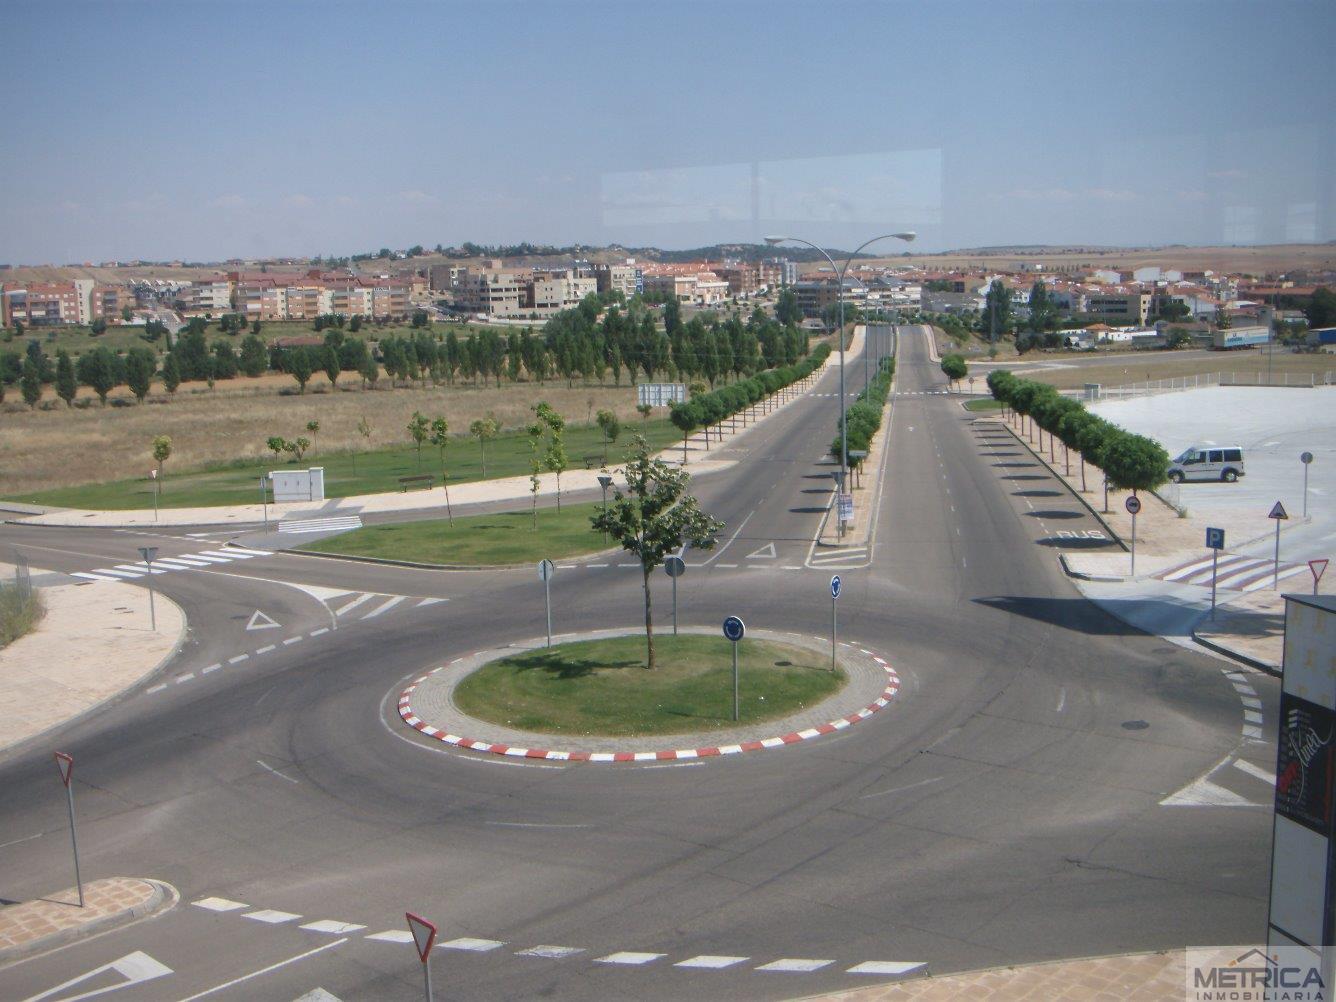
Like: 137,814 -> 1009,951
722,616 -> 745,642
1205,527 -> 1225,550
830,575 -> 841,599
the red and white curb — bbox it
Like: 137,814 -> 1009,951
398,647 -> 901,763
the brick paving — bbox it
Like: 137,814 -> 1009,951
0,878 -> 164,958
802,949 -> 1189,1001
404,626 -> 895,754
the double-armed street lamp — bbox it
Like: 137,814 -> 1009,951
764,232 -> 915,525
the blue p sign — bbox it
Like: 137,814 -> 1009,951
1205,527 -> 1225,550
830,575 -> 841,599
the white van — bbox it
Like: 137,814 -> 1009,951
1167,445 -> 1245,483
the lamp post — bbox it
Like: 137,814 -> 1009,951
764,232 -> 915,523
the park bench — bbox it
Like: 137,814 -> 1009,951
398,474 -> 435,491
583,454 -> 604,470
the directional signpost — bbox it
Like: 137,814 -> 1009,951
1311,559 -> 1329,596
1206,527 -> 1225,615
537,558 -> 555,647
1301,451 -> 1314,519
829,575 -> 841,672
406,912 -> 437,1002
723,616 -> 745,721
1270,500 -> 1289,589
664,555 -> 686,635
149,469 -> 159,522
1124,495 -> 1142,576
138,546 -> 158,631
597,474 -> 614,544
53,751 -> 82,907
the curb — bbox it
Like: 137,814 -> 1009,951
1000,420 -> 1130,552
1057,553 -> 1124,582
397,633 -> 902,763
279,541 -> 627,572
0,586 -> 190,764
1191,631 -> 1281,677
0,878 -> 178,969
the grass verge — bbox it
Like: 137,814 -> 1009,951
964,398 -> 1004,411
454,634 -> 846,736
0,584 -> 45,648
302,501 -> 610,565
13,419 -> 678,510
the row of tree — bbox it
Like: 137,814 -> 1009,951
985,370 -> 1169,500
668,343 -> 832,462
832,356 -> 895,460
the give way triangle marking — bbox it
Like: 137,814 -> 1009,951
246,610 -> 281,631
23,951 -> 172,1001
746,542 -> 777,559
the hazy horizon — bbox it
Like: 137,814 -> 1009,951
3,0 -> 1333,265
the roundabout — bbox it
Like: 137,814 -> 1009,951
396,626 -> 903,762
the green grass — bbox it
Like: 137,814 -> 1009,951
964,397 -> 1004,411
302,501 -> 611,565
454,634 -> 846,736
12,420 -> 679,510
0,583 -> 45,649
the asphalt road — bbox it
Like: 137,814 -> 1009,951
0,327 -> 1276,1001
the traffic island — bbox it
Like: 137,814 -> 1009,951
396,627 -> 902,762
0,877 -> 177,967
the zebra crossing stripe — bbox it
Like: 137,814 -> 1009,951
96,567 -> 144,578
363,596 -> 405,619
227,546 -> 274,556
335,593 -> 375,616
199,550 -> 247,559
72,571 -> 120,582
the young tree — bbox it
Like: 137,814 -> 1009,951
535,402 -> 568,510
267,436 -> 287,463
430,416 -> 454,524
20,357 -> 42,408
470,415 -> 499,477
527,418 -> 545,529
283,436 -> 311,462
162,351 -> 181,394
359,354 -> 379,389
407,410 -> 429,470
596,408 -> 621,465
637,402 -> 652,422
590,435 -> 723,669
306,420 -> 320,456
125,347 -> 156,402
353,415 -> 371,474
239,334 -> 268,377
55,349 -> 77,406
939,353 -> 967,389
288,347 -> 314,393
152,435 -> 172,485
669,399 -> 701,463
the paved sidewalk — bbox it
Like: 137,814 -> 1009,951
401,626 -> 898,758
800,949 -> 1187,1001
11,355 -> 831,530
0,570 -> 185,756
0,877 -> 175,965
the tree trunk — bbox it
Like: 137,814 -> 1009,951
642,564 -> 655,669
1080,455 -> 1087,492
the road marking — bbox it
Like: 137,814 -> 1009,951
300,920 -> 366,934
366,930 -> 413,943
334,593 -> 374,616
176,938 -> 347,1002
22,951 -> 172,1001
0,832 -> 43,850
176,673 -> 194,684
746,542 -> 777,559
228,546 -> 274,557
860,777 -> 940,800
675,955 -> 748,969
1056,687 -> 1066,713
1234,759 -> 1275,785
256,760 -> 299,784
71,572 -> 121,582
517,945 -> 585,959
847,961 -> 927,975
283,637 -> 303,645
439,937 -> 506,952
228,654 -> 248,664
310,627 -> 330,636
255,645 -> 276,655
202,663 -> 221,674
484,822 -> 593,829
243,908 -> 303,924
595,952 -> 665,966
192,897 -> 248,912
246,610 -> 281,631
756,958 -> 834,972
199,550 -> 249,560
363,595 -> 406,619
146,684 -> 167,694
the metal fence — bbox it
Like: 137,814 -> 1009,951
1087,370 -> 1334,400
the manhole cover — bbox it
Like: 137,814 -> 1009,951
1121,720 -> 1150,731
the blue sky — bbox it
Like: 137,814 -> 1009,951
2,0 -> 1333,263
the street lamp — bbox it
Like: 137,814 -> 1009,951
765,232 -> 915,532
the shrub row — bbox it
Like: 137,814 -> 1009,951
832,357 -> 895,459
986,370 -> 1169,493
668,342 -> 832,443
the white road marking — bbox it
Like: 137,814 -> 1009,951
675,955 -> 748,969
227,546 -> 274,556
71,571 -> 120,582
176,937 -> 347,1001
256,760 -> 299,784
146,684 -> 167,694
192,897 -> 249,912
595,952 -> 665,965
366,930 -> 413,943
1234,759 -> 1276,785
202,664 -> 220,673
362,595 -> 406,619
255,645 -> 276,655
300,920 -> 366,934
283,637 -> 303,645
847,961 -> 926,975
334,593 -> 375,616
228,654 -> 248,664
484,822 -> 593,829
1056,687 -> 1067,713
310,627 -> 329,636
756,958 -> 834,972
416,597 -> 448,606
439,938 -> 506,952
242,908 -> 303,924
860,777 -> 940,800
516,945 -> 585,959
200,550 -> 248,560
176,673 -> 194,684
0,832 -> 43,850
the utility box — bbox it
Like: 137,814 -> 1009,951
269,467 -> 325,503
1267,593 -> 1336,986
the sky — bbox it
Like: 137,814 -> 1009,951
2,0 -> 1334,264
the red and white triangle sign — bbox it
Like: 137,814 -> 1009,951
54,751 -> 74,787
406,912 -> 436,963
1311,559 -> 1330,585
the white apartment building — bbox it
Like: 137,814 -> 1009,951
178,278 -> 233,315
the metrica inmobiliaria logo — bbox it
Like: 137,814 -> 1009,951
1185,947 -> 1327,1001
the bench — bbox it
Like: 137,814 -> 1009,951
582,454 -> 604,470
398,474 -> 435,491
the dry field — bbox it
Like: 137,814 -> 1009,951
0,377 -> 655,496
1005,350 -> 1335,391
857,243 -> 1336,277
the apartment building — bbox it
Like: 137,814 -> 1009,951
428,264 -> 466,294
178,278 -> 233,315
642,272 -> 698,303
792,277 -> 867,319
1,279 -> 94,326
452,268 -> 529,316
712,263 -> 760,297
90,283 -> 135,321
1085,290 -> 1151,324
527,270 -> 598,316
227,271 -> 412,321
593,262 -> 640,299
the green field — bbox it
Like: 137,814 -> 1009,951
13,419 -> 679,510
454,635 -> 845,736
964,397 -> 1004,411
303,501 -> 611,566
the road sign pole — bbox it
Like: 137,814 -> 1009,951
732,640 -> 739,722
423,953 -> 433,1002
1130,512 -> 1137,577
260,476 -> 268,529
831,592 -> 837,672
139,546 -> 158,632
1211,548 -> 1219,616
1303,462 -> 1309,519
153,477 -> 159,522
544,577 -> 552,648
1274,517 -> 1282,589
54,753 -> 82,907
672,574 -> 678,636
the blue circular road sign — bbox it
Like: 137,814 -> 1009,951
722,616 -> 745,642
830,575 -> 842,599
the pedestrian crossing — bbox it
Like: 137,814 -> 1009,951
809,545 -> 870,569
893,390 -> 950,397
71,547 -> 273,583
1155,552 -> 1307,592
327,590 -> 445,620
278,515 -> 363,534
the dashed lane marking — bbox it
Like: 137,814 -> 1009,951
192,897 -> 247,912
517,945 -> 585,959
756,958 -> 835,973
243,909 -> 302,924
596,952 -> 666,966
676,955 -> 748,969
440,938 -> 507,952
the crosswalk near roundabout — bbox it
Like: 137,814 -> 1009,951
1155,551 -> 1308,592
70,546 -> 273,582
395,627 -> 903,763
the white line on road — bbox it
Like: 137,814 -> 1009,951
227,654 -> 248,664
255,644 -> 276,655
256,760 -> 299,784
484,822 -> 594,829
1233,759 -> 1276,786
0,832 -> 43,850
176,937 -> 347,1001
310,627 -> 329,636
334,593 -> 374,616
860,777 -> 940,800
1056,687 -> 1067,714
362,595 -> 406,619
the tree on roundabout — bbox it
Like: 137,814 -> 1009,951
591,434 -> 724,670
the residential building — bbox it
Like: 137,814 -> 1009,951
452,268 -> 529,316
1085,290 -> 1151,324
793,277 -> 867,319
526,270 -> 598,316
594,262 -> 640,299
90,283 -> 135,321
428,264 -> 466,293
0,280 -> 91,326
642,272 -> 698,303
178,277 -> 234,315
712,263 -> 760,298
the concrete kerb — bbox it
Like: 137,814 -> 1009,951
1190,630 -> 1280,676
0,878 -> 178,969
395,625 -> 903,763
278,539 -> 628,573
